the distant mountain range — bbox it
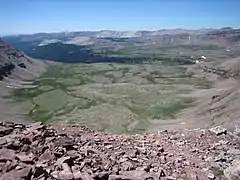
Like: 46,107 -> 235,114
2,28 -> 240,64
3,28 -> 240,47
4,28 -> 216,39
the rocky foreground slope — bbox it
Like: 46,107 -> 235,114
0,122 -> 239,180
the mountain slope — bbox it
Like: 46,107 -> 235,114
0,38 -> 47,124
157,56 -> 240,131
0,121 -> 239,180
0,38 -> 47,82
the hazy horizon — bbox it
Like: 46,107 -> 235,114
1,0 -> 239,35
0,27 -> 235,37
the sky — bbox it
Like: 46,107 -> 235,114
0,0 -> 240,35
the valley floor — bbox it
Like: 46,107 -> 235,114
7,62 -> 212,133
1,59 -> 240,134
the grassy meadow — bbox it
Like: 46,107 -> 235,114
11,62 -> 211,133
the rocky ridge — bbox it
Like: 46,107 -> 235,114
0,38 -> 47,83
0,122 -> 239,180
0,38 -> 27,80
198,65 -> 240,79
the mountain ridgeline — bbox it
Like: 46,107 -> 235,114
3,28 -> 240,64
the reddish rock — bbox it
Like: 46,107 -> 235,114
56,156 -> 73,168
58,171 -> 74,180
16,152 -> 35,163
224,160 -> 240,180
209,126 -> 227,136
38,151 -> 54,163
0,148 -> 15,161
26,122 -> 45,132
120,170 -> 150,179
92,171 -> 111,179
109,174 -> 134,180
0,126 -> 13,136
121,161 -> 134,171
1,166 -> 32,180
0,122 -> 238,180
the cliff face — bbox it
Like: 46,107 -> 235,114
0,38 -> 46,82
0,38 -> 28,80
205,28 -> 240,43
0,63 -> 15,80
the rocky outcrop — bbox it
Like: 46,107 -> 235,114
198,64 -> 240,79
0,122 -> 239,180
0,63 -> 15,80
206,28 -> 240,42
0,38 -> 29,81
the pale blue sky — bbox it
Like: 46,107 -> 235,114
1,0 -> 239,35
